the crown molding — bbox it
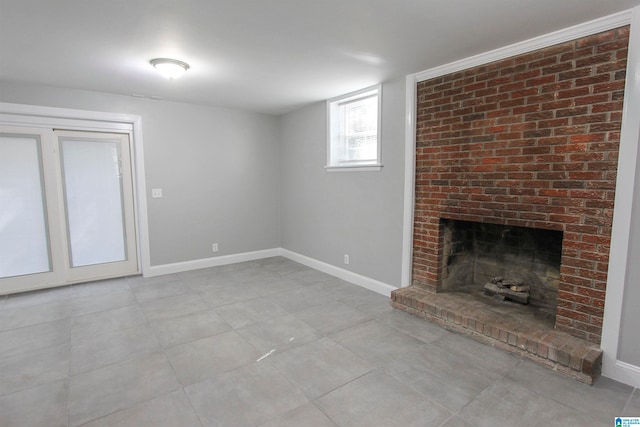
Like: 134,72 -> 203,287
414,9 -> 632,83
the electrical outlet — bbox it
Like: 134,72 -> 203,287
344,254 -> 350,265
212,243 -> 219,252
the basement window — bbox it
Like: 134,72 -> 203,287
326,85 -> 382,171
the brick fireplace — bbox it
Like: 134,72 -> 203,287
392,26 -> 629,383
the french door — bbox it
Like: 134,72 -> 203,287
0,126 -> 138,294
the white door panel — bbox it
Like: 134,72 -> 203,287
0,126 -> 138,294
56,131 -> 137,283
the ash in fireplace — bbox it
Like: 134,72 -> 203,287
483,277 -> 530,304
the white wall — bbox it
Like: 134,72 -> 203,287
599,7 -> 640,388
279,78 -> 406,286
0,81 -> 281,267
604,6 -> 640,371
618,150 -> 640,366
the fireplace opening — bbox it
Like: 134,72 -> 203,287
440,219 -> 563,317
393,215 -> 602,383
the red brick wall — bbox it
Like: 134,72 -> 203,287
413,26 -> 629,344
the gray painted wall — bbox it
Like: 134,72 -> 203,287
618,145 -> 640,366
278,78 -> 406,286
0,81 -> 281,266
2,75 -> 639,371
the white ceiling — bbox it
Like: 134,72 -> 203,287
1,0 -> 639,115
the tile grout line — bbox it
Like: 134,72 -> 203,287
2,258 -> 636,426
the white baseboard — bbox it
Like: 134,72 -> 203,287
603,358 -> 640,389
279,249 -> 398,297
145,247 -> 398,297
145,248 -> 281,277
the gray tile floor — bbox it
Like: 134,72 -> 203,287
0,257 -> 637,426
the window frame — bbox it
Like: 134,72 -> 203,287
326,84 -> 383,172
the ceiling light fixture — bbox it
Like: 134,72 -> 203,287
150,58 -> 190,79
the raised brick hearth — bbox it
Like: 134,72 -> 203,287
392,26 -> 628,383
391,288 -> 602,384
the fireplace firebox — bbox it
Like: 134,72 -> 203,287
440,219 -> 562,310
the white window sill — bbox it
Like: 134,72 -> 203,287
325,164 -> 383,172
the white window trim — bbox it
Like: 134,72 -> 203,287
324,164 -> 383,172
326,84 -> 383,171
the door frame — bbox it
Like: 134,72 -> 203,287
0,102 -> 151,291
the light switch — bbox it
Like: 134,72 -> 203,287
151,188 -> 163,198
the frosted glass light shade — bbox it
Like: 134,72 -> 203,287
150,58 -> 190,79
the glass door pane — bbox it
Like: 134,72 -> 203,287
59,137 -> 127,267
0,134 -> 51,278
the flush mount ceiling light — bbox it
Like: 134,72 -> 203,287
150,58 -> 190,79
